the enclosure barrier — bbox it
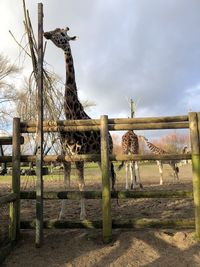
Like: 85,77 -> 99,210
6,112 -> 198,245
189,113 -> 200,240
0,118 -> 23,264
0,113 -> 198,249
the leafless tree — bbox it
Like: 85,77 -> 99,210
0,54 -> 21,129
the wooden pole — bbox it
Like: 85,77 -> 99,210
130,98 -> 135,118
0,136 -> 24,145
20,121 -> 189,133
100,115 -> 112,243
20,218 -> 195,230
0,152 -> 191,164
189,112 -> 200,240
9,117 -> 21,241
20,115 -> 189,128
35,2 -> 44,248
0,193 -> 17,204
20,190 -> 193,200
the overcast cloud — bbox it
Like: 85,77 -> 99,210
1,0 -> 200,121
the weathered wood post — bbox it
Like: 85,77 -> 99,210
100,115 -> 112,243
10,117 -> 21,241
35,2 -> 44,247
189,112 -> 200,240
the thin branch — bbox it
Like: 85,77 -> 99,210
9,30 -> 31,58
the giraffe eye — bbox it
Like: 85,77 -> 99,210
61,32 -> 65,37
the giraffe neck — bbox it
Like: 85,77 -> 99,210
64,45 -> 77,92
145,140 -> 166,155
63,45 -> 88,120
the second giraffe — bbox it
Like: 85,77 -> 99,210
141,136 -> 179,185
118,130 -> 143,189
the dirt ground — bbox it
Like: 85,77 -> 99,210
2,163 -> 200,267
3,229 -> 200,267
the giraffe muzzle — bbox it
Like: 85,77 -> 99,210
43,32 -> 52,39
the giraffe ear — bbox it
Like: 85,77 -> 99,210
65,27 -> 70,31
70,36 -> 77,40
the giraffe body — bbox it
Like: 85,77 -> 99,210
118,130 -> 142,189
141,136 -> 179,185
44,28 -> 116,220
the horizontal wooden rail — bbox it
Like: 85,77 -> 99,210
20,190 -> 193,200
20,119 -> 101,128
113,153 -> 192,161
20,122 -> 189,133
20,115 -> 189,129
109,122 -> 189,131
0,153 -> 191,163
20,125 -> 100,133
109,115 -> 189,124
0,136 -> 24,145
0,193 -> 17,204
20,218 -> 194,230
0,156 -> 12,163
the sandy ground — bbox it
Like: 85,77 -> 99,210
2,163 -> 200,267
2,229 -> 200,267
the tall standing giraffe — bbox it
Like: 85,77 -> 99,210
44,27 -> 116,220
117,130 -> 142,189
141,136 -> 179,185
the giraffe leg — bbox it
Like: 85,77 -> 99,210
59,161 -> 71,219
97,162 -> 102,174
110,162 -> 116,191
171,163 -> 179,183
63,161 -> 71,188
125,162 -> 129,190
157,160 -> 163,185
98,161 -> 116,192
130,161 -> 136,189
76,161 -> 86,220
135,161 -> 143,188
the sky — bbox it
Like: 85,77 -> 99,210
1,0 -> 200,138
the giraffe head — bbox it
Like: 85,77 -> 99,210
44,27 -> 77,51
138,135 -> 148,142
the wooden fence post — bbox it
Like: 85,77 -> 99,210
35,2 -> 44,248
189,112 -> 200,240
100,115 -> 112,243
10,117 -> 21,241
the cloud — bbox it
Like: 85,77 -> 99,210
1,0 -> 200,121
65,0 -> 200,118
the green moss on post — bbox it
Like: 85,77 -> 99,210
189,112 -> 200,240
100,115 -> 112,243
9,117 -> 21,241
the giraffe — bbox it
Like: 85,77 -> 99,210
117,130 -> 142,189
44,27 -> 116,220
181,145 -> 189,165
140,136 -> 179,185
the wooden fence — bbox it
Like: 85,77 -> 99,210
2,112 -> 198,247
0,118 -> 23,263
1,112 -> 200,251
